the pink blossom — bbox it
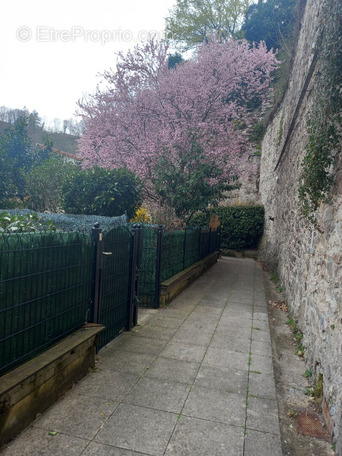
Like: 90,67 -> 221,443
78,38 -> 278,192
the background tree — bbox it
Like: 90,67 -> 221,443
165,0 -> 251,51
0,117 -> 33,205
78,38 -> 277,221
62,166 -> 143,218
168,52 -> 184,69
241,0 -> 299,52
28,110 -> 41,132
26,157 -> 76,213
152,139 -> 238,222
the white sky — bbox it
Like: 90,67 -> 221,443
0,0 -> 176,126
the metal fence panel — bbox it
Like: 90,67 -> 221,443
138,226 -> 219,309
199,229 -> 210,259
184,228 -> 201,269
138,226 -> 159,308
0,231 -> 94,375
96,226 -> 132,349
0,221 -> 220,374
160,230 -> 185,282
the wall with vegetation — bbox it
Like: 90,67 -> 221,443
222,154 -> 262,206
259,0 -> 342,449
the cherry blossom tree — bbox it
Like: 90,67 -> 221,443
78,38 -> 277,221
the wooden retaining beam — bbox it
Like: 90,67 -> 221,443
0,324 -> 104,446
160,252 -> 219,307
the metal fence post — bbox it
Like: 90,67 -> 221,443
133,224 -> 142,326
208,227 -> 212,255
91,222 -> 103,324
199,228 -> 203,259
154,225 -> 163,309
128,225 -> 139,330
183,227 -> 187,270
217,226 -> 221,253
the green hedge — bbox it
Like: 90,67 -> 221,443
191,206 -> 265,250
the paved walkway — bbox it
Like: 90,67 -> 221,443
1,257 -> 282,456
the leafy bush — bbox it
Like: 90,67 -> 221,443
0,117 -> 32,205
0,211 -> 55,232
191,206 -> 265,250
26,157 -> 76,212
3,209 -> 128,233
62,166 -> 143,219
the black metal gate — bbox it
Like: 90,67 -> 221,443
91,224 -> 141,349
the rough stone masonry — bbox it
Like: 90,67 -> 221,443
258,0 -> 342,452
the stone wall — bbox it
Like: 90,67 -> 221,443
222,154 -> 261,206
259,0 -> 342,450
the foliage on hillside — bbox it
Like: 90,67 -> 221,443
0,107 -> 80,154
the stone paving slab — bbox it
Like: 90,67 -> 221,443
249,353 -> 275,375
96,404 -> 178,455
250,339 -> 273,357
72,370 -> 139,401
203,346 -> 250,371
194,364 -> 248,395
82,442 -> 149,456
246,396 -> 281,435
133,325 -> 177,341
248,372 -> 277,399
171,326 -> 214,346
165,416 -> 245,456
160,340 -> 207,363
251,327 -> 272,343
0,257 -> 283,456
117,335 -> 167,356
101,351 -> 156,376
123,377 -> 191,414
210,333 -> 251,353
244,430 -> 283,456
33,394 -> 119,441
1,427 -> 89,456
183,386 -> 246,426
215,322 -> 253,337
145,356 -> 200,384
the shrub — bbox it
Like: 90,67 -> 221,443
26,157 -> 76,213
62,166 -> 143,219
0,211 -> 55,232
191,206 -> 265,250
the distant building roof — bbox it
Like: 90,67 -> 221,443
36,143 -> 82,161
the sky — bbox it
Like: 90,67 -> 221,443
0,0 -> 176,127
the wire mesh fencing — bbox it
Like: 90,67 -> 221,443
95,226 -> 134,349
139,225 -> 220,308
0,230 -> 95,375
0,218 -> 220,374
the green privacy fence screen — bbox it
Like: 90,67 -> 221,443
138,225 -> 220,308
0,231 -> 95,375
95,226 -> 133,350
0,222 -> 220,375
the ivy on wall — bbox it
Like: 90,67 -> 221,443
298,0 -> 342,229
